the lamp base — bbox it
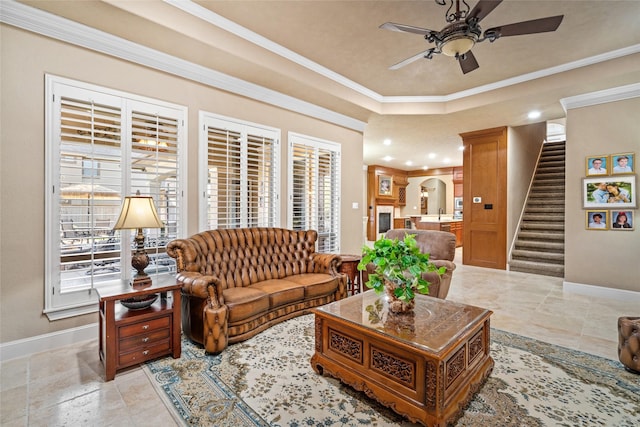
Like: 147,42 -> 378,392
131,274 -> 152,288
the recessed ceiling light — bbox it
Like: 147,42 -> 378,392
422,166 -> 429,170
528,110 -> 541,119
443,157 -> 451,163
458,145 -> 465,151
383,156 -> 393,162
405,161 -> 413,166
383,139 -> 392,145
428,153 -> 437,159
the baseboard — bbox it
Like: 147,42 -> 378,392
563,281 -> 640,303
0,323 -> 98,362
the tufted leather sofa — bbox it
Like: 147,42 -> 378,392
167,228 -> 347,353
618,316 -> 640,374
364,229 -> 457,299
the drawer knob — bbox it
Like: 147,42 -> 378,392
142,337 -> 149,343
142,325 -> 149,330
142,350 -> 149,355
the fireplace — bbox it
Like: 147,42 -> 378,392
376,205 -> 394,237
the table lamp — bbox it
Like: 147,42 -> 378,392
113,191 -> 164,287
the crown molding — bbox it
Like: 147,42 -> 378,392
560,82 -> 640,112
165,1 -> 640,105
0,0 -> 366,132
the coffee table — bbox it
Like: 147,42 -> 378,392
311,290 -> 493,427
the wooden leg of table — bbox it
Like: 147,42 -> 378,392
104,300 -> 116,381
171,288 -> 181,358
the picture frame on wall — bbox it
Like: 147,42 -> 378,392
610,210 -> 634,230
610,152 -> 635,175
585,155 -> 609,176
378,175 -> 392,196
586,210 -> 608,230
583,176 -> 636,209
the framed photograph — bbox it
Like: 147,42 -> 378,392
378,175 -> 392,196
583,176 -> 636,209
585,155 -> 609,176
610,210 -> 634,230
610,152 -> 635,175
586,210 -> 608,230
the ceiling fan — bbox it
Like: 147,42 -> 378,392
381,0 -> 564,74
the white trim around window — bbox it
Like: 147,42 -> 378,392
45,75 -> 187,320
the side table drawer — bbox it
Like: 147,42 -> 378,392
119,315 -> 170,338
118,340 -> 171,366
119,328 -> 170,352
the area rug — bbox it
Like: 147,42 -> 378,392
144,314 -> 640,426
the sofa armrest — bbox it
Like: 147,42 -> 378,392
176,271 -> 224,308
167,238 -> 200,273
308,253 -> 341,275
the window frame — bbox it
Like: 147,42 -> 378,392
287,132 -> 341,253
198,111 -> 281,231
45,75 -> 187,320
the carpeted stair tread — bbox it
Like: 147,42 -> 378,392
530,184 -> 564,192
522,214 -> 564,222
526,199 -> 564,206
517,231 -> 565,241
509,261 -> 564,277
519,222 -> 565,231
525,207 -> 565,214
515,240 -> 564,251
528,192 -> 565,199
512,249 -> 565,262
533,172 -> 565,180
539,154 -> 566,163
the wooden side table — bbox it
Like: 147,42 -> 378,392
96,275 -> 182,381
338,254 -> 362,295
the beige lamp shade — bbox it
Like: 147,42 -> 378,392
113,195 -> 164,230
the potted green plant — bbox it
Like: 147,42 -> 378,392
357,233 -> 445,313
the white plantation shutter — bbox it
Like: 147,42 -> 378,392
200,113 -> 279,230
46,76 -> 186,318
129,108 -> 181,276
288,133 -> 341,253
57,95 -> 123,297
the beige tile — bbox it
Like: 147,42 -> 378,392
0,384 -> 28,424
0,357 -> 28,392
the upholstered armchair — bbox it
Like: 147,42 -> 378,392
363,229 -> 457,299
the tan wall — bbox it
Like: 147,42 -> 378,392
0,25 -> 363,343
564,97 -> 640,292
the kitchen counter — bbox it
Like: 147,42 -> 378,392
408,216 -> 463,247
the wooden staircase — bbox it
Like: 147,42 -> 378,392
509,141 -> 565,277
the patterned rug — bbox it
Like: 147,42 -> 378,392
144,314 -> 640,426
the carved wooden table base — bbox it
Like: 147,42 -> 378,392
311,291 -> 494,427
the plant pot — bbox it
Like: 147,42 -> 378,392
384,280 -> 415,314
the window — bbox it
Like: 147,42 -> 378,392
288,133 -> 341,253
45,75 -> 186,319
199,112 -> 280,230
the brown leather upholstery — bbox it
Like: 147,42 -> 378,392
618,316 -> 640,374
167,228 -> 346,353
364,229 -> 457,299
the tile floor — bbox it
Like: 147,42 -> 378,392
1,248 -> 637,426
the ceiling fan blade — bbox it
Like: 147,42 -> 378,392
379,22 -> 437,36
485,15 -> 564,37
467,0 -> 503,23
390,49 -> 436,70
458,51 -> 479,74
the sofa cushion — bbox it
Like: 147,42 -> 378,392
223,287 -> 270,323
251,279 -> 305,308
286,273 -> 338,299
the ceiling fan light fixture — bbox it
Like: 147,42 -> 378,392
441,35 -> 475,56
